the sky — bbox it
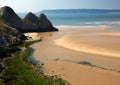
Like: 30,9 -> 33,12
0,0 -> 120,12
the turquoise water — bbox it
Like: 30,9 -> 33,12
40,10 -> 120,28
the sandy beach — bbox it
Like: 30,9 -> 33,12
28,27 -> 120,85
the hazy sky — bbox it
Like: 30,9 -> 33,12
0,0 -> 120,12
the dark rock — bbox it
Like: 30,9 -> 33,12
0,6 -> 23,31
0,6 -> 58,33
38,14 -> 58,31
0,25 -> 25,59
0,6 -> 28,59
0,63 -> 4,73
23,13 -> 58,32
23,12 -> 38,25
22,12 -> 39,32
38,14 -> 53,28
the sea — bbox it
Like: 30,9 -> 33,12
18,9 -> 120,28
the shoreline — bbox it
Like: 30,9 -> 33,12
29,27 -> 120,85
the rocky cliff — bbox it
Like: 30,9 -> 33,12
0,6 -> 23,31
23,12 -> 38,25
23,12 -> 39,32
38,14 -> 58,31
0,24 -> 26,59
0,6 -> 58,33
0,6 -> 58,58
23,12 -> 58,32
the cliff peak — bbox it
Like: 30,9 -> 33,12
38,13 -> 58,31
0,6 -> 58,32
0,6 -> 23,30
24,12 -> 38,24
0,6 -> 14,16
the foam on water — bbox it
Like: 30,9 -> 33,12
44,11 -> 120,29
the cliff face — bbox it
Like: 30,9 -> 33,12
0,6 -> 58,58
23,13 -> 58,32
23,12 -> 39,32
0,7 -> 26,58
0,6 -> 58,33
0,24 -> 26,59
23,12 -> 38,25
38,14 -> 58,31
0,6 -> 23,31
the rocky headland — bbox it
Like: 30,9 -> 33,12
0,6 -> 58,80
0,6 -> 58,33
0,6 -> 58,58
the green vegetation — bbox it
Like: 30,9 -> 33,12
25,39 -> 42,47
78,61 -> 94,67
0,40 -> 69,85
78,61 -> 120,72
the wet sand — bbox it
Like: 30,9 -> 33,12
28,27 -> 120,85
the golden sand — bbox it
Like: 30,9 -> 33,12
28,27 -> 120,85
55,34 -> 120,57
98,32 -> 120,36
24,33 -> 41,41
44,61 -> 120,85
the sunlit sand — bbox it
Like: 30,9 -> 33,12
55,33 -> 120,57
27,27 -> 120,85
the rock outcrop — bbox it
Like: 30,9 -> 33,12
0,24 -> 26,59
23,12 -> 38,25
0,6 -> 23,31
23,13 -> 58,32
0,63 -> 4,73
23,12 -> 39,32
0,6 -> 58,33
0,6 -> 58,58
38,14 -> 58,31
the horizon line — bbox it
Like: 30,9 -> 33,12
16,8 -> 120,13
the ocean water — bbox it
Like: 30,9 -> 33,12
40,9 -> 120,28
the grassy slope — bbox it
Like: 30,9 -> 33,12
0,40 -> 69,85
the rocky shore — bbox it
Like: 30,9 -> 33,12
0,6 -> 58,74
0,6 -> 71,85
